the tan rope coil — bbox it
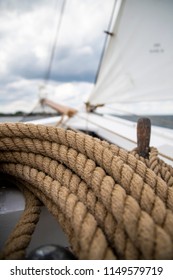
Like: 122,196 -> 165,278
0,179 -> 41,259
0,122 -> 173,260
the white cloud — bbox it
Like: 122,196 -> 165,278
0,77 -> 93,113
0,0 -> 114,113
0,0 -> 114,79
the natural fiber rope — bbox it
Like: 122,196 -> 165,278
0,122 -> 173,260
0,179 -> 41,259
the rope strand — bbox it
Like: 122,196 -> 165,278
0,122 -> 173,259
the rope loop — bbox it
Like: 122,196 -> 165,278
0,122 -> 173,259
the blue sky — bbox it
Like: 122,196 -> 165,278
0,0 -> 114,113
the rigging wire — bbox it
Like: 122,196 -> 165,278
43,0 -> 67,85
20,0 -> 67,121
104,104 -> 141,117
39,0 -> 67,113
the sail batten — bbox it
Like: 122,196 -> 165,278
88,0 -> 173,115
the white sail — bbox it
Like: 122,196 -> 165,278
88,0 -> 173,115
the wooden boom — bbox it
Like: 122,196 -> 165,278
40,98 -> 77,117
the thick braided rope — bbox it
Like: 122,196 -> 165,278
131,147 -> 173,186
0,165 -> 115,260
1,151 -> 173,259
0,179 -> 41,259
0,122 -> 173,259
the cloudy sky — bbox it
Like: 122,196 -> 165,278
0,0 -> 114,113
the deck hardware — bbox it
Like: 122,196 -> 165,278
26,244 -> 76,260
104,30 -> 114,36
137,117 -> 151,158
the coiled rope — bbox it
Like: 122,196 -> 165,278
0,122 -> 173,260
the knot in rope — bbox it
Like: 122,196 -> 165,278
0,122 -> 173,260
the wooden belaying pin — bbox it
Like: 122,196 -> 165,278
137,117 -> 151,158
